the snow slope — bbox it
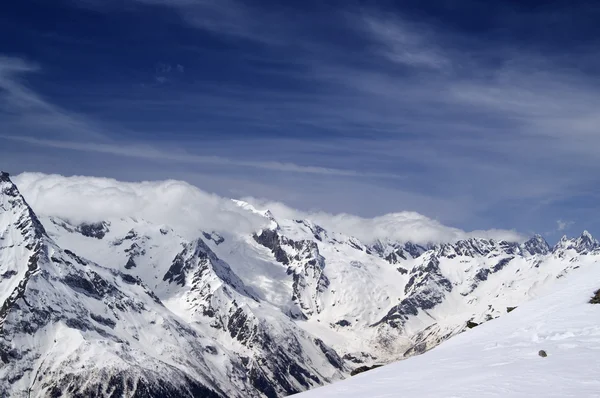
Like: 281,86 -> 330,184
2,171 -> 599,397
299,262 -> 600,398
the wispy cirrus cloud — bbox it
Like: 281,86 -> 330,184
0,56 -> 404,179
0,57 -> 108,141
360,15 -> 449,69
0,134 -> 404,178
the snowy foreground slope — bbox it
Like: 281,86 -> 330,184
299,265 -> 600,398
1,171 -> 599,397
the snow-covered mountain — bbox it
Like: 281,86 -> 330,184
1,171 -> 598,397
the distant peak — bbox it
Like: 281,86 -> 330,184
525,234 -> 547,244
0,171 -> 12,184
232,199 -> 278,229
523,234 -> 550,255
581,230 -> 593,239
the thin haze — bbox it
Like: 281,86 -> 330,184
1,0 -> 599,242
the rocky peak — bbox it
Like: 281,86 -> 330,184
164,237 -> 258,302
294,219 -> 328,242
553,231 -> 599,254
573,231 -> 599,253
0,172 -> 46,240
369,240 -> 427,265
522,234 -> 550,255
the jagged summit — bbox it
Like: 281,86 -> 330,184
553,230 -> 599,254
523,234 -> 551,255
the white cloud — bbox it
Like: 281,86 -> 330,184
557,220 -> 574,232
242,198 -> 525,244
13,172 -> 268,239
12,172 -> 524,245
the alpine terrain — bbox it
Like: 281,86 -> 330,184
1,171 -> 598,397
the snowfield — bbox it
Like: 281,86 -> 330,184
300,264 -> 600,398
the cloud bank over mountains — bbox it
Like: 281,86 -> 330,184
14,172 -> 524,244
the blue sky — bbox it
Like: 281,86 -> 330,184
1,0 -> 599,241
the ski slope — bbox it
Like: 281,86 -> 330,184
299,264 -> 600,397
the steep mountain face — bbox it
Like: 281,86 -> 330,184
1,172 -> 598,397
0,173 -> 250,398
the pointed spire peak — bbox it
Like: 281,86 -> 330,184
1,171 -> 20,197
523,234 -> 550,255
0,170 -> 47,239
576,230 -> 598,249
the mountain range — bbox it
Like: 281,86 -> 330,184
1,171 -> 598,397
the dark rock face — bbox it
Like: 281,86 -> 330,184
77,222 -> 110,239
203,231 -> 225,245
163,238 -> 257,300
124,256 -> 137,269
254,228 -> 328,317
63,270 -> 117,300
492,257 -> 513,273
163,251 -> 188,286
42,369 -> 223,398
523,235 -> 550,255
385,251 -> 406,264
226,311 -> 332,398
0,242 -> 43,336
404,242 -> 427,258
466,320 -> 479,329
335,320 -> 351,327
90,313 -> 117,329
253,229 -> 290,265
350,364 -> 382,376
315,338 -> 344,370
375,240 -> 428,264
373,256 -> 452,329
290,241 -> 329,316
402,323 -> 462,358
590,289 -> 600,304
440,238 -> 495,258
